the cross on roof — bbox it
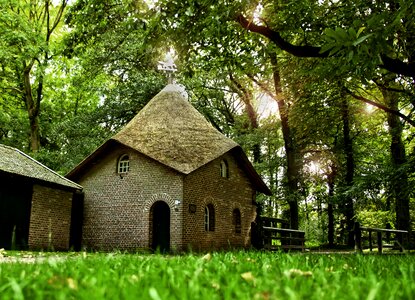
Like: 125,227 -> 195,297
158,57 -> 177,84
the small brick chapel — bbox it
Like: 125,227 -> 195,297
67,84 -> 271,252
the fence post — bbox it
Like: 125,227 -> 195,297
377,231 -> 383,254
354,222 -> 362,253
300,231 -> 305,252
368,231 -> 373,251
281,220 -> 288,248
397,232 -> 406,252
385,223 -> 391,244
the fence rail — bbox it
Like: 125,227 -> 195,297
260,217 -> 305,251
354,222 -> 408,254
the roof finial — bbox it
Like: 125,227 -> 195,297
158,53 -> 177,84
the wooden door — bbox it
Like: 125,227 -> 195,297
151,201 -> 170,252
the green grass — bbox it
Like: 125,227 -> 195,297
1,250 -> 415,299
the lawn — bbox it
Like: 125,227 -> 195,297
0,250 -> 414,299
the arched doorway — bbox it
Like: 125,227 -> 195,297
150,201 -> 170,252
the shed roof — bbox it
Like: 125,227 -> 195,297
68,84 -> 271,195
0,144 -> 82,190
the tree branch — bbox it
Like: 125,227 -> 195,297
236,14 -> 415,78
379,55 -> 415,79
0,86 -> 24,94
50,1 -> 68,36
245,73 -> 277,100
236,14 -> 325,58
228,74 -> 259,129
344,87 -> 415,127
46,0 -> 68,42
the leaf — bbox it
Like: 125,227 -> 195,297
254,292 -> 271,300
201,253 -> 212,261
348,50 -> 354,61
185,7 -> 194,16
329,45 -> 342,56
241,271 -> 255,282
319,43 -> 335,54
356,27 -> 366,38
211,282 -> 220,290
149,287 -> 162,300
284,269 -> 313,278
324,28 -> 337,39
9,279 -> 24,300
66,278 -> 78,290
335,27 -> 348,41
352,33 -> 373,46
348,27 -> 356,38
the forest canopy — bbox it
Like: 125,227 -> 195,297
0,0 -> 414,245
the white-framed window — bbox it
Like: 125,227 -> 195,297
204,204 -> 215,232
117,154 -> 130,174
220,159 -> 229,178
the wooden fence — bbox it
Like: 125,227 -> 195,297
260,217 -> 305,251
354,222 -> 409,254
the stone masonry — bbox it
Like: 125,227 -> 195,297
183,152 -> 256,251
29,184 -> 73,250
76,143 -> 257,252
78,145 -> 184,251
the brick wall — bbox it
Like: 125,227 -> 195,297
77,145 -> 257,252
183,152 -> 256,251
78,145 -> 184,251
28,184 -> 73,250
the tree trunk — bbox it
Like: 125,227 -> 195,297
229,75 -> 261,163
269,53 -> 300,229
23,63 -> 41,152
328,203 -> 334,246
327,165 -> 336,247
382,88 -> 410,233
13,1 -> 67,152
340,97 -> 355,247
288,201 -> 299,230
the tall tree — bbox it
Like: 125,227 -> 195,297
0,0 -> 68,151
382,87 -> 411,233
339,96 -> 356,246
269,53 -> 301,229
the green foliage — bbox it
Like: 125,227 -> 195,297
356,210 -> 395,229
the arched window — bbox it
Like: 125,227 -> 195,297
117,154 -> 130,174
220,160 -> 229,178
232,209 -> 241,234
204,204 -> 215,232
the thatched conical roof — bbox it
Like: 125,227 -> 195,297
112,84 -> 238,174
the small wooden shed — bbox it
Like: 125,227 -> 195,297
0,144 -> 82,250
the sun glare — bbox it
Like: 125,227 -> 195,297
308,161 -> 324,175
253,4 -> 264,24
365,104 -> 375,113
257,93 -> 279,118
